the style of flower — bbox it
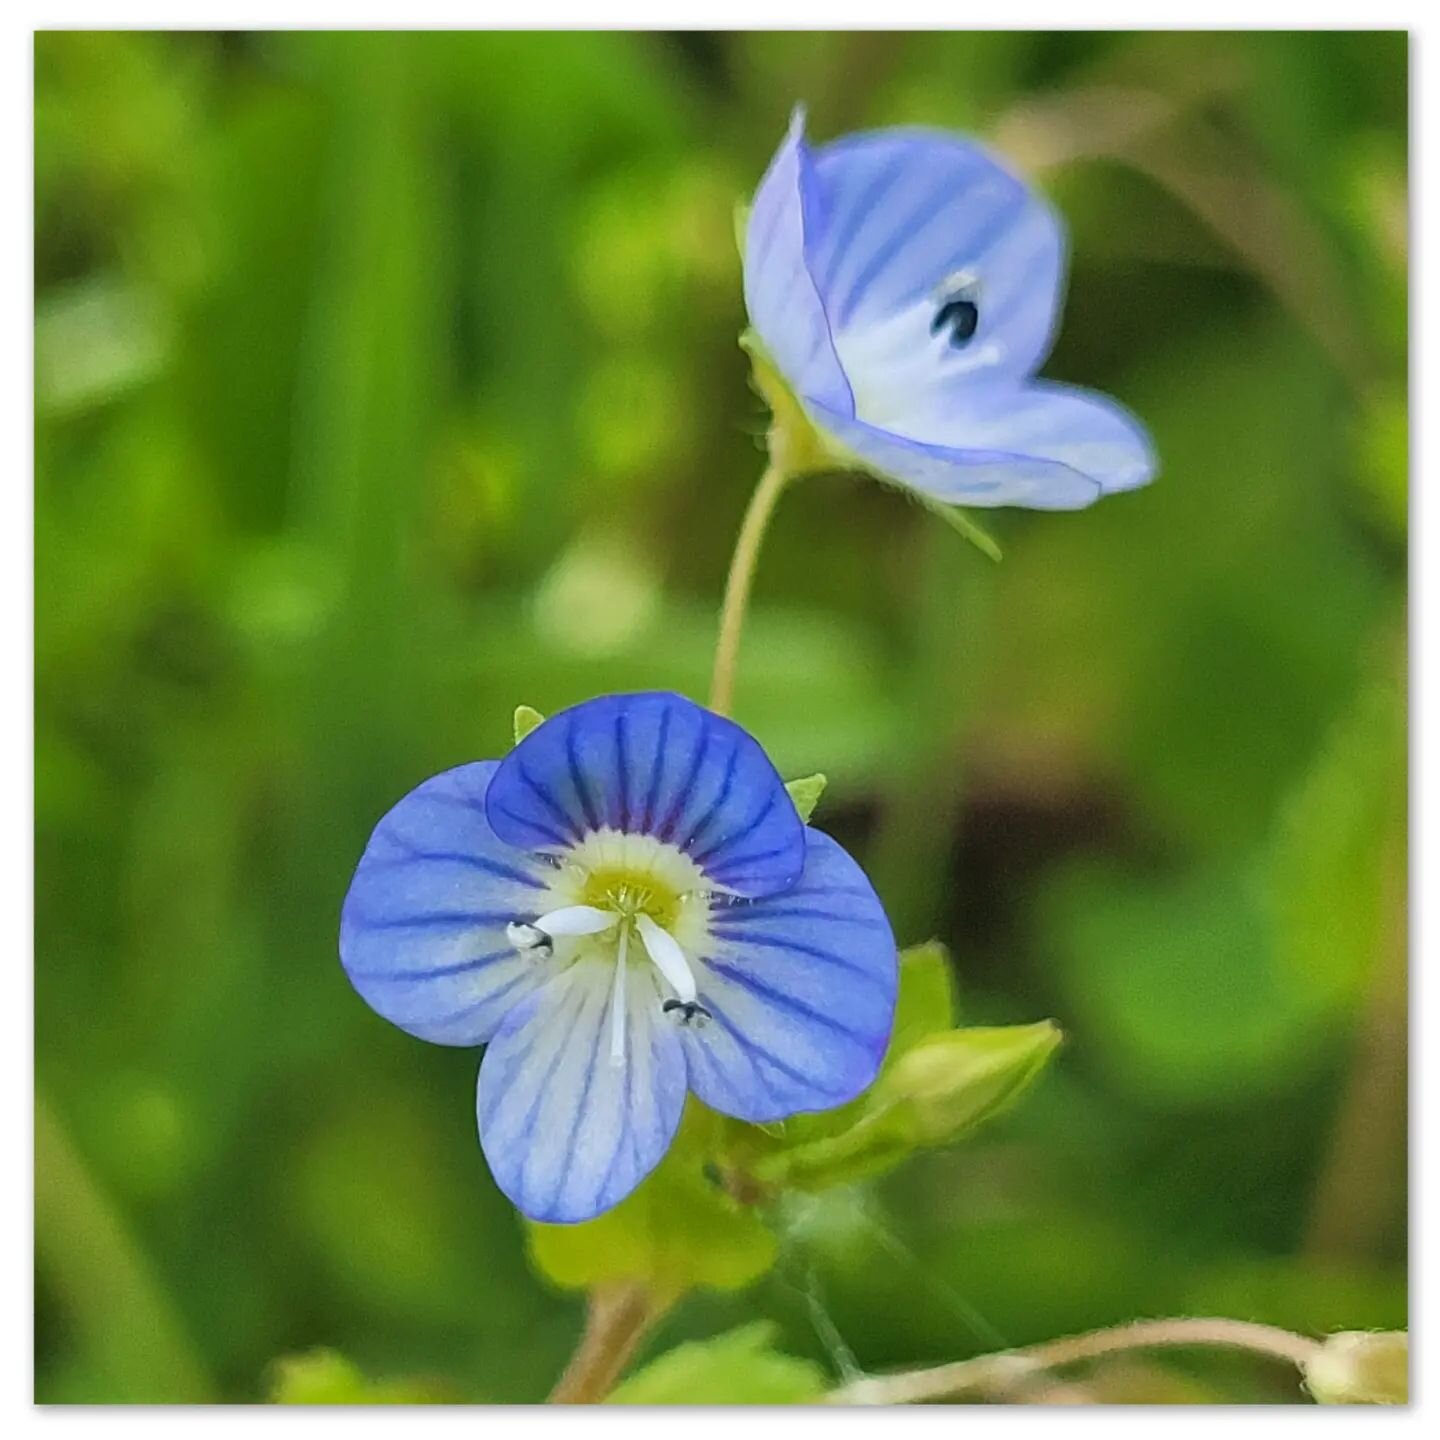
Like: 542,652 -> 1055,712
339,692 -> 897,1224
743,109 -> 1157,509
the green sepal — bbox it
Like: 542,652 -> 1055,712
738,330 -> 1003,563
512,704 -> 545,747
732,201 -> 750,259
739,330 -> 834,478
915,492 -> 1003,562
888,938 -> 959,1051
784,772 -> 827,823
606,1322 -> 826,1405
526,1102 -> 776,1297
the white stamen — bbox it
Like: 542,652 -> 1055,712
533,904 -> 618,937
635,913 -> 697,1005
609,922 -> 630,1068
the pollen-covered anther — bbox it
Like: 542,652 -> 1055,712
505,922 -> 552,956
662,998 -> 712,1028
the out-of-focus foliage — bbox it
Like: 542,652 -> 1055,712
527,1105 -> 779,1297
267,1349 -> 449,1405
35,30 -> 1405,1403
607,1322 -> 825,1404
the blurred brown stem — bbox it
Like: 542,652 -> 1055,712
827,1317 -> 1320,1405
548,1283 -> 668,1404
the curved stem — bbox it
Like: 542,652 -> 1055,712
708,463 -> 790,717
548,1283 -> 668,1404
827,1317 -> 1320,1405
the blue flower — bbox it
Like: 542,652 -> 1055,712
743,110 -> 1156,510
340,692 -> 897,1223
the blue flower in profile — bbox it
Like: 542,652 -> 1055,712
340,692 -> 897,1224
743,109 -> 1156,509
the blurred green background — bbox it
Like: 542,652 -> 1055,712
34,29 -> 1407,1404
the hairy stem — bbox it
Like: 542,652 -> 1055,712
709,463 -> 790,717
548,1283 -> 668,1404
827,1317 -> 1321,1405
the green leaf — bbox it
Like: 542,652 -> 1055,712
1351,387 -> 1407,544
526,1104 -> 776,1296
756,1021 -> 1061,1191
1304,1332 -> 1408,1405
1267,670 -> 1405,1012
784,772 -> 827,823
607,1323 -> 826,1405
268,1349 -> 443,1404
512,703 -> 546,746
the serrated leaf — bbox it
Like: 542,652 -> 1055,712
607,1322 -> 825,1405
512,704 -> 545,746
784,772 -> 827,823
755,1021 -> 1061,1191
526,1103 -> 776,1295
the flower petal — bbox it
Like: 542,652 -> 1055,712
477,961 -> 686,1223
681,829 -> 897,1123
340,762 -> 552,1046
744,109 -> 855,417
806,129 -> 1064,408
807,378 -> 1156,510
485,692 -> 806,898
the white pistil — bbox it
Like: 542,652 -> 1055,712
635,913 -> 697,1005
609,921 -> 630,1068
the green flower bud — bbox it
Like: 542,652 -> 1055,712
1304,1331 -> 1408,1405
878,1021 -> 1063,1145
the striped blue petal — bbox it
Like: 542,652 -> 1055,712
484,692 -> 806,899
808,129 -> 1064,395
743,112 -> 1157,511
682,828 -> 897,1123
340,761 -> 551,1046
477,961 -> 687,1223
743,109 -> 855,418
808,379 -> 1156,509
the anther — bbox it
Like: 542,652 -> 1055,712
662,998 -> 712,1027
506,922 -> 553,956
931,270 -> 981,350
932,297 -> 979,348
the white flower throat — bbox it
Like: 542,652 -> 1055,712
505,829 -> 716,1067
